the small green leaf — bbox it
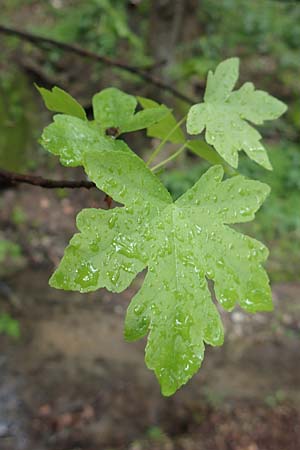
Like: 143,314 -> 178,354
138,96 -> 185,143
92,88 -> 169,133
40,114 -> 132,167
93,88 -> 136,132
51,150 -> 272,396
187,58 -> 287,170
36,85 -> 87,120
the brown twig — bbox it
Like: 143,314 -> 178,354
0,24 -> 194,104
0,169 -> 95,190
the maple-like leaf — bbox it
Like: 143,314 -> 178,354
137,96 -> 185,143
187,58 -> 287,170
50,149 -> 272,396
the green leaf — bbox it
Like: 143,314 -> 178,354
35,85 -> 87,120
51,152 -> 272,396
49,151 -> 171,293
92,88 -> 169,133
138,96 -> 185,143
187,58 -> 287,170
40,114 -> 132,167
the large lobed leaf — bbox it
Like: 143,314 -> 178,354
50,149 -> 272,396
187,58 -> 287,170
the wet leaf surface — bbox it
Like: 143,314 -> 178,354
187,58 -> 287,169
50,150 -> 272,395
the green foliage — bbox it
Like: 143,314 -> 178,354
138,97 -> 185,144
199,0 -> 300,72
40,0 -> 144,58
0,240 -> 21,339
187,58 -> 287,169
163,142 -> 300,282
36,85 -> 87,120
41,114 -> 131,167
0,238 -> 23,279
164,143 -> 300,236
92,88 -> 168,134
161,163 -> 210,201
0,239 -> 21,263
187,140 -> 228,169
0,73 -> 38,172
137,98 -> 227,169
12,206 -> 27,225
50,155 -> 271,396
0,313 -> 20,339
146,426 -> 165,441
38,58 -> 286,395
40,87 -> 168,167
173,0 -> 300,91
239,143 -> 300,238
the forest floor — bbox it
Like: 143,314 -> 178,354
1,184 -> 300,450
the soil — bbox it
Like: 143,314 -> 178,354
0,186 -> 300,450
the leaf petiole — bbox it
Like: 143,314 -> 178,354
151,141 -> 188,172
146,115 -> 187,166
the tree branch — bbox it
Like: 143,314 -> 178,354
0,24 -> 194,104
0,169 -> 95,190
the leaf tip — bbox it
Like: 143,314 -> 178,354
218,56 -> 240,76
49,271 -> 59,289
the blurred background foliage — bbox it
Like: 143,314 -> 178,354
0,0 -> 299,289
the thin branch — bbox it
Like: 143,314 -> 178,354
0,24 -> 194,104
0,169 -> 95,189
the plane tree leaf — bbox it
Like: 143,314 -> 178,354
36,85 -> 87,120
50,150 -> 272,396
187,58 -> 287,170
92,88 -> 169,134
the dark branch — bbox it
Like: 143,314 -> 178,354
0,24 -> 194,104
0,169 -> 95,190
